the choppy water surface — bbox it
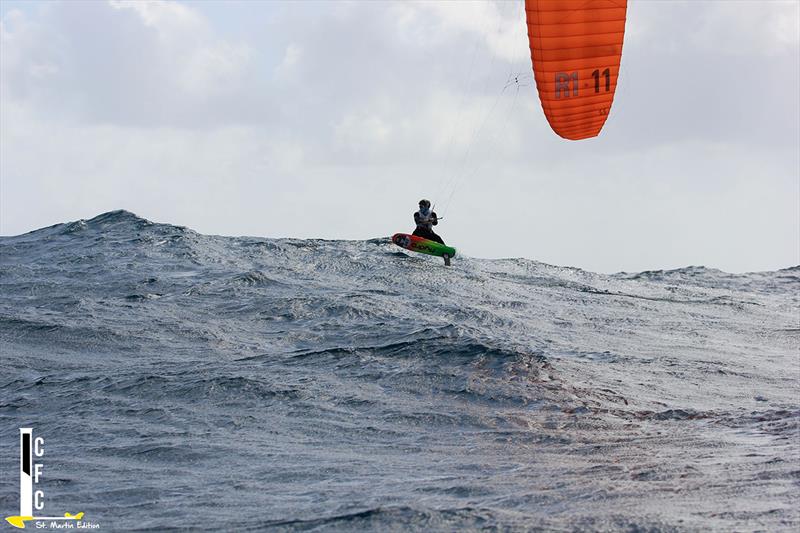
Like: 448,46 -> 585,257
1,210 -> 798,531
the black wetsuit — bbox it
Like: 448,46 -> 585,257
413,210 -> 444,244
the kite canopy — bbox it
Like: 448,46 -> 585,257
525,0 -> 628,140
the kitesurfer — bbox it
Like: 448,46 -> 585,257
413,199 -> 445,244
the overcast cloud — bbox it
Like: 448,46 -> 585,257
1,0 -> 798,273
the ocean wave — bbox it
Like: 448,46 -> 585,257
1,210 -> 798,532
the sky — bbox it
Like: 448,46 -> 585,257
1,0 -> 798,274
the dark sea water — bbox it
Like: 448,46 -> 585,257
1,210 -> 798,532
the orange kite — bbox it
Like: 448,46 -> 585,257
525,0 -> 628,140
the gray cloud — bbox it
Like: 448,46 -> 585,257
1,0 -> 798,273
